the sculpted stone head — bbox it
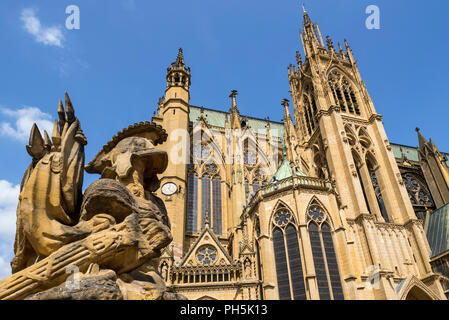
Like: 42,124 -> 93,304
85,122 -> 168,198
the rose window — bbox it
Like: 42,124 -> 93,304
274,209 -> 292,227
196,246 -> 217,265
309,206 -> 325,223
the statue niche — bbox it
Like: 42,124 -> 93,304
0,93 -> 185,300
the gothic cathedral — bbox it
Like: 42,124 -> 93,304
150,9 -> 449,300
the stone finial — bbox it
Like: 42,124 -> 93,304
296,50 -> 302,66
338,42 -> 344,55
326,35 -> 335,52
229,90 -> 238,110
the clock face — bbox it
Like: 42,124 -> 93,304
161,182 -> 178,196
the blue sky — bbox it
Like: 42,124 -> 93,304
0,0 -> 448,277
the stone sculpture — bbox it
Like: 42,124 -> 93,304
0,93 -> 184,300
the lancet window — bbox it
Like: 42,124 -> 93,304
272,206 -> 307,300
307,202 -> 344,300
328,70 -> 360,116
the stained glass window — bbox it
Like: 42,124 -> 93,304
309,222 -> 331,300
309,206 -> 325,223
186,173 -> 198,233
307,205 -> 345,300
402,172 -> 435,219
369,169 -> 389,222
202,175 -> 211,229
273,228 -> 291,300
274,209 -> 291,227
212,176 -> 222,235
321,223 -> 344,300
272,208 -> 306,300
197,245 -> 217,265
286,225 -> 306,300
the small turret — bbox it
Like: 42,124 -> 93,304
166,48 -> 191,91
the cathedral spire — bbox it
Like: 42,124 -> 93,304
166,48 -> 191,91
299,5 -> 320,56
302,4 -> 312,25
175,48 -> 185,67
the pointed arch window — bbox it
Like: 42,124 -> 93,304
212,176 -> 222,235
307,203 -> 344,300
369,168 -> 389,222
328,70 -> 360,116
202,175 -> 211,228
303,95 -> 316,135
402,172 -> 435,220
366,159 -> 390,223
187,172 -> 198,233
272,207 -> 306,300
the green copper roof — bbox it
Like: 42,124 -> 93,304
427,202 -> 449,259
189,106 -> 284,138
391,144 -> 420,162
391,143 -> 449,167
270,158 -> 307,183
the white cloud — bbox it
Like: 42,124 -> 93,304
0,254 -> 12,279
0,106 -> 54,142
0,180 -> 19,279
20,8 -> 64,48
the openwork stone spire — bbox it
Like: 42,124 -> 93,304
175,48 -> 185,67
166,48 -> 191,90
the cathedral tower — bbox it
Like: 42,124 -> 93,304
285,8 -> 444,299
153,48 -> 191,259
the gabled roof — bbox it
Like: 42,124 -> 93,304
179,226 -> 234,268
426,202 -> 449,259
